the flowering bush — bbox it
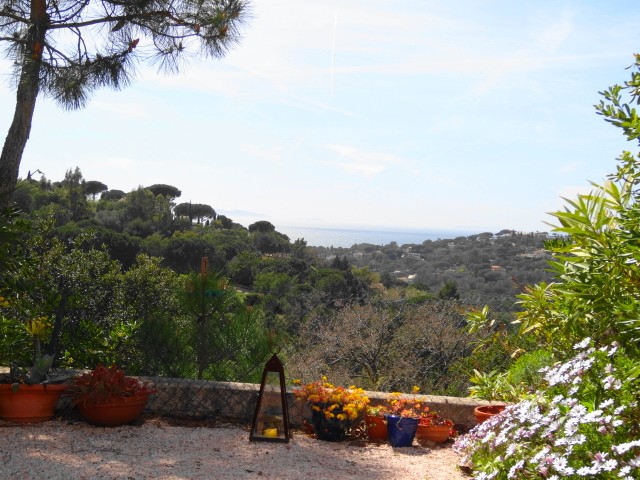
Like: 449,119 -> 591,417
386,386 -> 430,418
419,411 -> 453,427
68,364 -> 156,407
293,376 -> 369,423
454,339 -> 640,479
366,404 -> 388,417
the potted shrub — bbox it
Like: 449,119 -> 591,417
67,364 -> 156,427
293,376 -> 369,442
0,311 -> 69,423
416,412 -> 455,445
364,405 -> 388,442
0,209 -> 71,423
468,350 -> 553,423
384,386 -> 430,447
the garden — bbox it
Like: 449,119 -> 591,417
1,55 -> 640,480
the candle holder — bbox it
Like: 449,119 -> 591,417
249,354 -> 291,443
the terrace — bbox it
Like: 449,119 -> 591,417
1,378 -> 479,479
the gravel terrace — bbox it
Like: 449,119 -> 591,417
0,417 -> 471,479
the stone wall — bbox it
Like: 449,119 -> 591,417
139,377 -> 493,432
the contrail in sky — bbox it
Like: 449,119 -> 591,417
331,12 -> 337,97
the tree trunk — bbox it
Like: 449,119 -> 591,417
0,1 -> 48,207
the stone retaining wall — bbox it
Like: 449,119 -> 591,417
139,377 -> 494,432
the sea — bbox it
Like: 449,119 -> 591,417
275,226 -> 481,249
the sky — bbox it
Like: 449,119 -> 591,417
1,0 -> 640,234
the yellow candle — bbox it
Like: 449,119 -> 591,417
263,428 -> 278,438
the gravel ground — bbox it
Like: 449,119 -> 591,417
0,417 -> 471,479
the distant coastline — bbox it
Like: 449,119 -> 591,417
276,225 -> 482,248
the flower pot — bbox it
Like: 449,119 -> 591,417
310,407 -> 350,442
76,394 -> 150,427
384,414 -> 419,447
416,423 -> 451,444
365,414 -> 388,442
0,383 -> 67,423
473,404 -> 506,424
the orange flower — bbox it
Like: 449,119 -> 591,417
293,377 -> 369,424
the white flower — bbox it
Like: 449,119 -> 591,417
612,440 -> 640,455
600,398 -> 614,409
574,337 -> 592,349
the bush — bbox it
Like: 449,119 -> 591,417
455,339 -> 640,479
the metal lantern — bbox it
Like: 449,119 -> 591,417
249,354 -> 291,443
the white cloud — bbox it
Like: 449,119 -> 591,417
243,144 -> 284,165
324,144 -> 400,176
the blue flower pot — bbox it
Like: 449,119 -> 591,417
385,414 -> 419,447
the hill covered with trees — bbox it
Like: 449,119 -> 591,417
2,166 -> 555,395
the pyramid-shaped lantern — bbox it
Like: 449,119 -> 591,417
249,354 -> 291,443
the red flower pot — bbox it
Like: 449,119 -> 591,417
416,424 -> 451,444
0,383 -> 67,423
473,404 -> 506,423
77,394 -> 150,427
365,414 -> 388,442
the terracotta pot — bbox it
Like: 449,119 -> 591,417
365,414 -> 388,442
473,404 -> 506,423
76,394 -> 150,427
416,423 -> 451,444
0,383 -> 67,423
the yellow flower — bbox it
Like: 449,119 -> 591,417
25,316 -> 52,340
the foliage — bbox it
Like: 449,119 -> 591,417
249,221 -> 276,233
0,205 -> 29,294
68,364 -> 156,407
0,300 -> 31,370
146,184 -> 182,199
511,60 -> 640,357
468,349 -> 554,403
420,411 -> 454,428
454,340 -> 640,480
0,295 -> 55,384
293,376 -> 369,423
366,404 -> 388,416
386,386 -> 430,418
84,181 -> 108,200
174,202 -> 216,223
289,300 -> 477,394
118,255 -> 191,377
179,259 -> 272,381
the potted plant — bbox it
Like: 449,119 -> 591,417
293,376 -> 369,442
0,310 -> 69,423
384,386 -> 430,447
364,404 -> 388,442
416,411 -> 455,445
67,364 -> 156,427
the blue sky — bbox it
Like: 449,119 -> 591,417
1,0 -> 640,233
